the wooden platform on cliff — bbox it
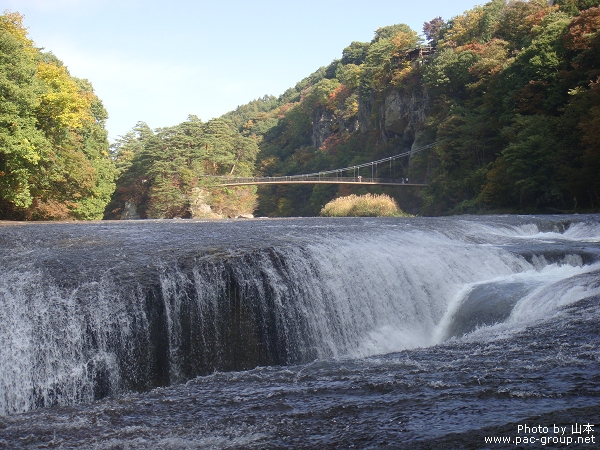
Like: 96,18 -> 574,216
405,46 -> 435,62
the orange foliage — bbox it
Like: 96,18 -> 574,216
525,5 -> 559,30
465,39 -> 510,80
328,84 -> 353,108
564,6 -> 600,50
513,80 -> 548,114
318,133 -> 345,153
26,199 -> 74,220
457,42 -> 487,54
458,38 -> 507,55
277,103 -> 294,118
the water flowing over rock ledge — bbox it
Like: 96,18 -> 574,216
1,215 -> 599,416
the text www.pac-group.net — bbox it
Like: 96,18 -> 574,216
484,423 -> 596,446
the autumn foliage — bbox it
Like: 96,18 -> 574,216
5,1 -> 600,220
232,0 -> 600,216
0,12 -> 114,220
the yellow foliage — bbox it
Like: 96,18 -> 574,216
19,138 -> 41,164
391,31 -> 417,56
343,94 -> 359,119
210,185 -> 257,217
36,62 -> 94,131
443,7 -> 486,47
390,62 -> 413,87
0,11 -> 33,47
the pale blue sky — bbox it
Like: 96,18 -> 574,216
5,0 -> 484,141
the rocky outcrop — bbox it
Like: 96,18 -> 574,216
358,96 -> 376,134
121,200 -> 140,219
189,188 -> 222,219
355,86 -> 430,144
381,88 -> 429,141
311,107 -> 336,148
311,107 -> 360,149
310,86 -> 430,150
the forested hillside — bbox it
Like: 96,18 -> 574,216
5,1 -> 597,220
219,0 -> 600,216
104,118 -> 258,219
0,12 -> 114,220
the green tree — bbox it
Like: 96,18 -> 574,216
0,12 -> 49,214
423,48 -> 478,100
0,11 -> 115,220
499,115 -> 562,208
108,117 -> 259,219
341,41 -> 370,65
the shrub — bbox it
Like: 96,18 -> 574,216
320,193 -> 409,217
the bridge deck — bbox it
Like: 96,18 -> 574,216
217,177 -> 426,187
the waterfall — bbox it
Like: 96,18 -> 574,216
1,216 -> 599,415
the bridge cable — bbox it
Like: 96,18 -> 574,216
209,140 -> 444,182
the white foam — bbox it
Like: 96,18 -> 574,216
1,217 -> 598,415
441,262 -> 600,344
297,230 -> 529,358
508,265 -> 600,323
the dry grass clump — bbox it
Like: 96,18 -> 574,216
320,193 -> 409,217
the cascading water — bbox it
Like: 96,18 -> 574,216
1,215 -> 599,448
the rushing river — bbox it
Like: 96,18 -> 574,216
0,215 -> 599,449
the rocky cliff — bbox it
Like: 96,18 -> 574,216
312,85 -> 430,150
380,88 -> 429,143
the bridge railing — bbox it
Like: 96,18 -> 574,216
203,141 -> 442,186
212,176 -> 419,185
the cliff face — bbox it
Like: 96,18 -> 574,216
311,107 -> 335,148
380,88 -> 429,143
312,86 -> 430,149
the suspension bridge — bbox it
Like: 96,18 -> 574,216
208,141 -> 441,187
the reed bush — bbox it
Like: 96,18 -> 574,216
320,193 -> 409,217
